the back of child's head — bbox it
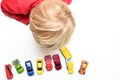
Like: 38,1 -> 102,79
30,0 -> 75,50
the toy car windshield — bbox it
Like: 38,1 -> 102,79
26,62 -> 33,71
45,55 -> 51,60
55,61 -> 61,66
37,61 -> 42,70
12,59 -> 20,66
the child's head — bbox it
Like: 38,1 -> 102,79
30,0 -> 75,50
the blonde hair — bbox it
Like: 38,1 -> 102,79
30,0 -> 75,50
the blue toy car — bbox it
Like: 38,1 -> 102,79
25,60 -> 34,76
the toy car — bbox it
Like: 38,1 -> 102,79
12,59 -> 24,74
25,60 -> 34,76
78,60 -> 89,75
36,59 -> 44,74
59,46 -> 72,59
66,61 -> 74,74
44,55 -> 53,71
53,54 -> 62,70
5,64 -> 13,79
60,46 -> 74,74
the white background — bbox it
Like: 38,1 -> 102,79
0,0 -> 119,80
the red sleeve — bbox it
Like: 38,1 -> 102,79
1,0 -> 43,24
1,0 -> 72,25
62,0 -> 72,4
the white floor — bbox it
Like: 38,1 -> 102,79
0,0 -> 119,80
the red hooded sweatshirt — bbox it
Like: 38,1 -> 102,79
0,0 -> 72,25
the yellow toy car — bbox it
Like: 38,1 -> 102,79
36,59 -> 44,74
60,46 -> 74,74
66,61 -> 74,74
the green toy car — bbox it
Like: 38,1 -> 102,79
12,59 -> 24,74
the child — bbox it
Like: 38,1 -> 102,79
1,0 -> 75,50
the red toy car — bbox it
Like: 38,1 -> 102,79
5,64 -> 13,79
53,54 -> 62,70
44,55 -> 53,71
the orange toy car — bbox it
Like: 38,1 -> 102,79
78,60 -> 88,75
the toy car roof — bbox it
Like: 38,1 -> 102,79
45,55 -> 51,60
12,59 -> 20,66
60,46 -> 72,59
